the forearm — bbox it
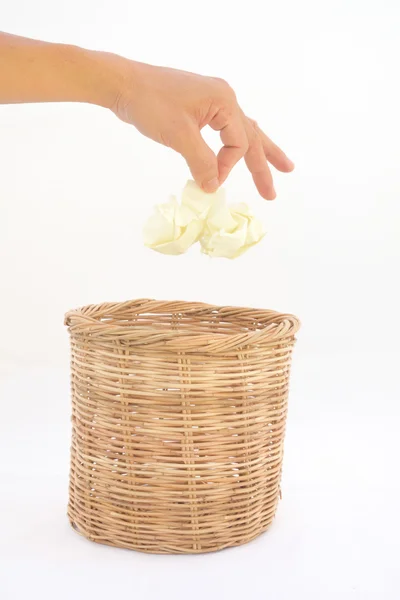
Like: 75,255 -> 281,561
0,32 -> 123,108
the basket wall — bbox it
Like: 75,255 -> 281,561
65,299 -> 300,554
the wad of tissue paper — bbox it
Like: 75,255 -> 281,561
143,180 -> 264,259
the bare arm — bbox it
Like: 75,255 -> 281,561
0,32 -> 294,198
0,31 -> 119,106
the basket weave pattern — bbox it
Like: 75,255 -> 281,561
65,299 -> 299,554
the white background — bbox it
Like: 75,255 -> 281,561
1,1 -> 400,598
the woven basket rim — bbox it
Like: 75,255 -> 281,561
65,299 -> 300,351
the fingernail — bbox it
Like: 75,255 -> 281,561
203,177 -> 219,193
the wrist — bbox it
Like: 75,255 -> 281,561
66,45 -> 129,109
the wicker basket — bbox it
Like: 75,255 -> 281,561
65,299 -> 300,554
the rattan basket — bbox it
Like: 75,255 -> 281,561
65,299 -> 300,554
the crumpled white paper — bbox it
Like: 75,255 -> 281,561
181,179 -> 223,219
143,181 -> 264,258
200,202 -> 265,259
143,195 -> 203,255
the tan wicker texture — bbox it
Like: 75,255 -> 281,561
65,299 -> 300,554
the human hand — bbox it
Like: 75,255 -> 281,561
0,32 -> 293,198
110,60 -> 294,198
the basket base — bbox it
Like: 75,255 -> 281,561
67,510 -> 278,555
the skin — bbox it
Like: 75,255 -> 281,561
0,32 -> 294,198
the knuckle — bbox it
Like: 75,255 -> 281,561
246,119 -> 260,143
212,77 -> 236,100
248,117 -> 259,132
220,106 -> 234,122
212,76 -> 228,87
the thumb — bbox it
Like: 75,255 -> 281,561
176,126 -> 219,193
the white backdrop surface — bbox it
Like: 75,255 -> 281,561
1,1 -> 399,599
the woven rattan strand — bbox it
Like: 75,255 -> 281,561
65,299 -> 300,554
